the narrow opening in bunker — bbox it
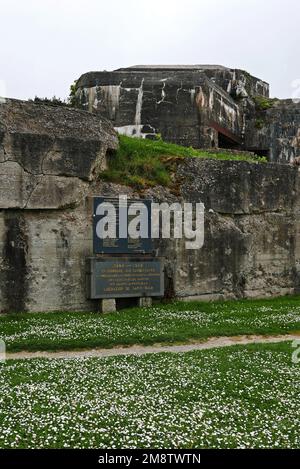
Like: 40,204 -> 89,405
218,132 -> 241,150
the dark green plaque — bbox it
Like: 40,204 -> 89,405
86,257 -> 164,299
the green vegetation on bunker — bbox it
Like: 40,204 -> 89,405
100,135 -> 266,189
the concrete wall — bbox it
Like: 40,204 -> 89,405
1,98 -> 300,312
1,163 -> 300,311
171,159 -> 300,300
245,100 -> 300,163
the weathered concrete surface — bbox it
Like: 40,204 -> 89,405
0,99 -> 118,209
75,64 -> 300,163
245,99 -> 300,163
1,160 -> 300,311
75,65 -> 268,149
1,98 -> 300,312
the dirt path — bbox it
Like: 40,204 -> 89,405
5,333 -> 300,360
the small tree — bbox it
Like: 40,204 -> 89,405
68,80 -> 78,107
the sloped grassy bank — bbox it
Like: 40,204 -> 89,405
100,135 -> 266,189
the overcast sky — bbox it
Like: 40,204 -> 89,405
0,0 -> 299,101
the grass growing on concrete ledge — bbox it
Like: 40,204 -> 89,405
254,96 -> 280,111
1,296 -> 300,352
100,135 -> 266,189
1,342 -> 299,448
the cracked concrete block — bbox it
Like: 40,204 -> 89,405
0,160 -> 41,208
0,98 -> 118,209
25,175 -> 88,209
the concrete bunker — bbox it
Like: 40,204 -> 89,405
1,90 -> 300,313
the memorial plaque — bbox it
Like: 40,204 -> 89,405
93,196 -> 153,254
86,257 -> 164,299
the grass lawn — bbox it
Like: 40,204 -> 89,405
100,135 -> 266,189
0,296 -> 300,352
0,342 -> 299,448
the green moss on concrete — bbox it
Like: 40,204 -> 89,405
254,96 -> 280,111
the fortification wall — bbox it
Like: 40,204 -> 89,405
1,99 -> 300,312
75,65 -> 300,164
245,99 -> 300,163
